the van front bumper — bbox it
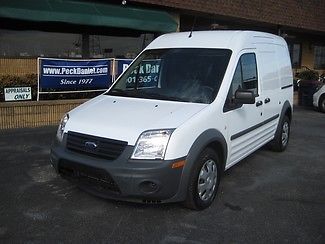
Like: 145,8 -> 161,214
50,140 -> 185,203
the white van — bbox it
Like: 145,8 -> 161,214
51,31 -> 293,210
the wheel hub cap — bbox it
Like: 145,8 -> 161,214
197,159 -> 218,201
281,122 -> 289,146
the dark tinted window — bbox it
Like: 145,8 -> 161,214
288,43 -> 301,68
314,45 -> 325,69
241,53 -> 258,93
0,29 -> 154,58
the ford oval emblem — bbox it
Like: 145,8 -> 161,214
84,141 -> 98,150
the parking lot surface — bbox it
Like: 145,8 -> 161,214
0,107 -> 324,243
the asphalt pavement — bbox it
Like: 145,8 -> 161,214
0,106 -> 324,243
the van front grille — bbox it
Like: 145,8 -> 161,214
66,131 -> 127,160
58,159 -> 120,193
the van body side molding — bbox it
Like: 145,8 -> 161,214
231,114 -> 280,141
281,84 -> 293,89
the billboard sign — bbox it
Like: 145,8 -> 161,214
116,59 -> 133,79
39,58 -> 113,90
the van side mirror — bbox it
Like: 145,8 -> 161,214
234,89 -> 255,104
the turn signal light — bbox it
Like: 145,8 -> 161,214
171,160 -> 186,169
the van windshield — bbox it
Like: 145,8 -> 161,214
106,48 -> 232,104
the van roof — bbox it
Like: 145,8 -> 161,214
146,30 -> 286,51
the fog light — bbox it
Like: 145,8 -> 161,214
139,181 -> 160,193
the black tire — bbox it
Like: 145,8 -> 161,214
318,95 -> 325,113
269,115 -> 290,152
183,148 -> 221,210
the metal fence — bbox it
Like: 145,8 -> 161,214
0,58 -> 37,76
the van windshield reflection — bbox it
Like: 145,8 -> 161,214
107,48 -> 232,104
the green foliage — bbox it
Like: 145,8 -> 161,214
296,70 -> 319,81
0,74 -> 37,87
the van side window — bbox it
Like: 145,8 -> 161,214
241,54 -> 258,94
224,53 -> 258,112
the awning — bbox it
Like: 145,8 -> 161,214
0,0 -> 178,33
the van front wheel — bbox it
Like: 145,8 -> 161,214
183,148 -> 221,210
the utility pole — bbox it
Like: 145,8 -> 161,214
82,34 -> 90,58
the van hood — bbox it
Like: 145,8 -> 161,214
64,95 -> 207,145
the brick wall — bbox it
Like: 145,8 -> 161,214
131,0 -> 325,33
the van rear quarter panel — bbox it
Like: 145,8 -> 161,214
277,44 -> 294,107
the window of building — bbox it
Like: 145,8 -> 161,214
224,53 -> 258,111
0,30 -> 81,58
314,45 -> 325,69
0,29 -> 154,58
287,43 -> 301,68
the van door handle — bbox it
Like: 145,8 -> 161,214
265,98 -> 271,104
256,101 -> 263,107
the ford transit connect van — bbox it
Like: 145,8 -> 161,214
50,31 -> 293,210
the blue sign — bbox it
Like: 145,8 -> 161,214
39,58 -> 113,90
123,59 -> 161,89
116,59 -> 133,79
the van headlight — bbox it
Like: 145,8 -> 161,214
131,129 -> 174,160
57,113 -> 69,141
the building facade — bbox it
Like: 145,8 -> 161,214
131,0 -> 325,73
1,0 -> 325,77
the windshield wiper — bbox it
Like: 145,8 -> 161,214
106,88 -> 136,96
107,89 -> 187,102
107,88 -> 127,94
140,92 -> 187,102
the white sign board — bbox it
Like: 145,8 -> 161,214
4,87 -> 32,101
